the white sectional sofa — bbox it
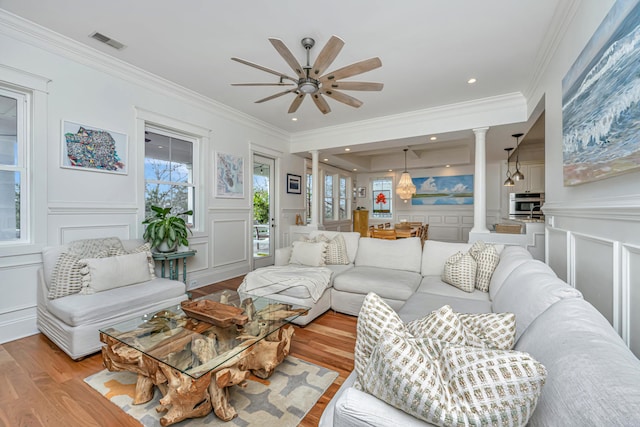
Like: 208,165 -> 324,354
38,238 -> 188,360
246,230 -> 640,426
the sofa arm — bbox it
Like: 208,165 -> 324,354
275,247 -> 292,266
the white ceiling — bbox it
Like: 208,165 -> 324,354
0,0 -> 560,168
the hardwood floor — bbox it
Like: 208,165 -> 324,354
0,276 -> 357,427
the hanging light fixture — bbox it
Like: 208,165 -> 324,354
512,133 -> 525,181
396,148 -> 416,203
503,147 -> 515,187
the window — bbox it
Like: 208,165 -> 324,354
338,176 -> 348,220
0,87 -> 28,243
305,171 -> 312,223
144,127 -> 195,226
324,173 -> 333,220
371,177 -> 393,219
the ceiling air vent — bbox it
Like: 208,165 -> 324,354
89,32 -> 126,50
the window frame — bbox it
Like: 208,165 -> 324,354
371,176 -> 393,219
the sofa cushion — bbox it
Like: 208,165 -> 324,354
332,266 -> 421,301
515,298 -> 640,426
417,276 -> 491,302
355,237 -> 422,273
46,278 -> 186,327
363,334 -> 546,427
399,293 -> 492,323
469,241 -> 500,292
442,251 -> 477,292
492,260 -> 583,340
309,231 -> 360,263
79,252 -> 154,294
421,240 -> 473,276
489,245 -> 533,300
288,240 -> 327,266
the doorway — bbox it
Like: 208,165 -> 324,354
253,154 -> 275,268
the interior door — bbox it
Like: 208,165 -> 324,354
253,154 -> 275,268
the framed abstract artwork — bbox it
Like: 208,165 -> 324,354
286,173 -> 302,194
61,120 -> 127,174
562,0 -> 640,185
215,152 -> 244,198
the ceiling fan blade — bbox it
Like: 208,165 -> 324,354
324,81 -> 383,91
255,89 -> 296,104
231,57 -> 297,82
269,38 -> 305,78
321,57 -> 382,81
311,35 -> 344,78
231,83 -> 294,86
322,89 -> 363,108
288,93 -> 305,113
312,93 -> 331,114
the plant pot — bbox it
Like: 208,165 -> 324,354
156,241 -> 177,253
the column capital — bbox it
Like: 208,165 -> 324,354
472,126 -> 490,135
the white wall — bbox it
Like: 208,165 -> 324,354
529,0 -> 640,356
0,13 -> 301,343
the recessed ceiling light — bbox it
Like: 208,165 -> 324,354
345,148 -> 351,152
445,164 -> 451,168
430,136 -> 437,141
291,117 -> 298,121
323,158 -> 328,162
467,78 -> 477,84
353,168 -> 357,171
157,145 -> 164,149
388,169 -> 393,172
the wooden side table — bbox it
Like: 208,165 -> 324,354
152,250 -> 196,284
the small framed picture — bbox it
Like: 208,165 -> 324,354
356,187 -> 367,198
287,173 -> 302,194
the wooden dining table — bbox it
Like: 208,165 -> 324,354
394,226 -> 419,238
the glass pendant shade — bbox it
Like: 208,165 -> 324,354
396,148 -> 416,203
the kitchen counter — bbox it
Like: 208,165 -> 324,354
506,215 -> 545,224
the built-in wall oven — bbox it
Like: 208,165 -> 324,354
509,193 -> 545,217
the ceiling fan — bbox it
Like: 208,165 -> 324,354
231,36 -> 383,114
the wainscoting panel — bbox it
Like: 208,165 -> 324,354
571,233 -> 617,331
623,244 -> 640,356
211,218 -> 248,268
59,224 -> 130,244
546,227 -> 568,282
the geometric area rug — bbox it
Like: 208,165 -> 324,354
84,356 -> 338,426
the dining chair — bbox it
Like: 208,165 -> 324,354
378,224 -> 384,229
384,222 -> 391,229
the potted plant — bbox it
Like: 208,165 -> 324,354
142,205 -> 193,252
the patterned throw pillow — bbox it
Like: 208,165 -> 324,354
363,334 -> 547,427
48,252 -> 84,299
353,292 -> 407,389
315,234 -> 350,265
459,312 -> 516,350
67,237 -> 124,258
469,241 -> 500,292
442,251 -> 477,292
405,305 -> 466,345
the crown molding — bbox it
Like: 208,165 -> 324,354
0,9 -> 289,141
289,92 -> 527,152
543,194 -> 640,222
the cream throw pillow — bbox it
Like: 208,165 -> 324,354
289,240 -> 328,267
78,252 -> 153,294
442,251 -> 477,292
315,234 -> 350,265
469,241 -> 500,292
98,242 -> 156,279
48,252 -> 84,299
363,333 -> 547,427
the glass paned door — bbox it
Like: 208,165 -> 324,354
253,155 -> 275,268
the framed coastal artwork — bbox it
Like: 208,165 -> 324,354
286,173 -> 302,194
61,120 -> 127,174
562,0 -> 640,185
215,152 -> 244,198
410,174 -> 473,205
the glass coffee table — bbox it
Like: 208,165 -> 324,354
99,290 -> 309,425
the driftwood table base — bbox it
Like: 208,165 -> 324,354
100,324 -> 295,425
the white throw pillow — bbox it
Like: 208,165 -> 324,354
442,251 -> 477,293
78,252 -> 153,294
288,240 -> 328,267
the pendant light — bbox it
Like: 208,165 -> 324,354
512,133 -> 525,181
503,147 -> 515,187
396,148 -> 416,203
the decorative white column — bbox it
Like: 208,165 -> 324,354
309,150 -> 320,228
470,127 -> 490,234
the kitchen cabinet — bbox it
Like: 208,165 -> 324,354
513,163 -> 545,193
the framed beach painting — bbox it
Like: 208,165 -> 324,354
411,174 -> 473,205
562,0 -> 640,185
215,152 -> 244,198
61,120 -> 127,174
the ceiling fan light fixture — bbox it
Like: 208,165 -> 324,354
298,78 -> 319,94
396,148 -> 416,203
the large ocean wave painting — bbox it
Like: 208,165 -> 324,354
411,174 -> 473,206
562,0 -> 640,185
